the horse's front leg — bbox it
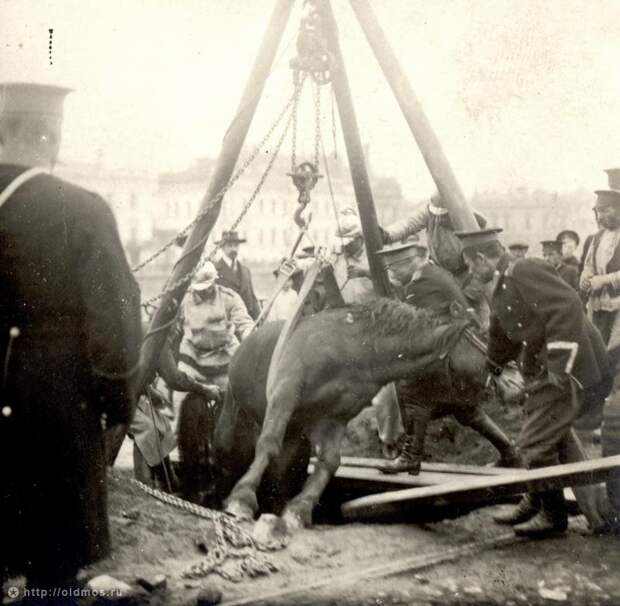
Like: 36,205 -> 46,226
282,418 -> 346,530
454,405 -> 522,468
225,380 -> 299,520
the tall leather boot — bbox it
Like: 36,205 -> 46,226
378,435 -> 421,475
492,493 -> 540,525
513,489 -> 568,538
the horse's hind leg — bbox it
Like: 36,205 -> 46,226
454,405 -> 522,468
225,379 -> 300,520
282,418 -> 346,530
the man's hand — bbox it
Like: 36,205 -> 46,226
589,275 -> 608,292
494,366 -> 525,405
347,266 -> 370,279
191,380 -> 221,402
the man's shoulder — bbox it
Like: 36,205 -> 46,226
42,173 -> 114,219
217,284 -> 243,300
506,257 -> 546,279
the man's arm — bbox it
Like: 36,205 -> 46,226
487,313 -> 522,372
513,260 -> 583,378
227,289 -> 255,341
383,205 -> 430,244
72,194 -> 142,426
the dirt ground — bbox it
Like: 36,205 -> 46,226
82,397 -> 618,605
6,396 -> 618,605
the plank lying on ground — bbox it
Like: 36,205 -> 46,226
309,464 -> 491,489
222,532 -> 520,606
335,456 -> 515,476
342,455 -> 620,520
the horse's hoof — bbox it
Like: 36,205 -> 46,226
225,499 -> 255,521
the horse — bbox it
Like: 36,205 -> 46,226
213,297 -> 520,529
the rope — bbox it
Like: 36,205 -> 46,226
129,478 -> 285,581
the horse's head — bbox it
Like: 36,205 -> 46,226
432,305 -> 489,395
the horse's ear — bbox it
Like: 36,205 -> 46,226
449,300 -> 465,319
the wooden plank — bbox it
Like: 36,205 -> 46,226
335,456 -> 515,476
341,455 -> 620,520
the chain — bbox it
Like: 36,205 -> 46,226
331,85 -> 338,159
313,81 -> 321,168
139,87 -> 300,310
132,89 -> 298,275
291,74 -> 305,172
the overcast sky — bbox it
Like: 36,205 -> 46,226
2,0 -> 620,199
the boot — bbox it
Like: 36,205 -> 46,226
378,435 -> 421,475
513,490 -> 568,538
492,493 -> 540,525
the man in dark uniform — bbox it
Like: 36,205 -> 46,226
457,228 -> 612,537
0,83 -> 142,590
215,230 -> 261,319
541,239 -> 579,291
375,240 -> 472,473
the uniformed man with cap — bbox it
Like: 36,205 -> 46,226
456,227 -> 612,537
374,239 -> 473,473
381,192 -> 490,329
0,83 -> 142,588
508,242 -> 529,259
541,239 -> 579,291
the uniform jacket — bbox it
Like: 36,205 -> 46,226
488,254 -> 610,391
384,205 -> 486,276
556,262 -> 579,292
402,262 -> 468,315
0,164 -> 141,574
215,257 -> 260,319
176,285 -> 253,380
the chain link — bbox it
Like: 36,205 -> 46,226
331,85 -> 338,159
291,74 -> 305,172
314,81 -> 321,168
132,88 -> 298,276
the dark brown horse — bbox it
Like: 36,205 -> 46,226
214,298 -> 519,529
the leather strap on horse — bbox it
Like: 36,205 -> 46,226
266,259 -> 323,402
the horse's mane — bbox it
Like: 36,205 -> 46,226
347,297 -> 446,342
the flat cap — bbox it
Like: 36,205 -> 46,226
376,241 -> 426,265
454,227 -> 503,250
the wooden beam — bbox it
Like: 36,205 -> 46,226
137,0 -> 296,394
341,455 -> 620,520
318,0 -> 390,296
334,456 -> 514,476
348,0 -> 478,231
105,0 -> 295,467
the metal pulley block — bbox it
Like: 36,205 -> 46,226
289,0 -> 331,84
